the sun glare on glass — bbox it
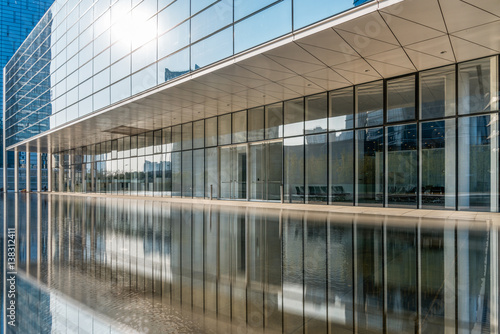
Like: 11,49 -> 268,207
113,10 -> 157,48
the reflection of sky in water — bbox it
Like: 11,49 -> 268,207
3,194 -> 498,333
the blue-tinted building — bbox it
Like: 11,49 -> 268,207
0,0 -> 54,192
2,0 -> 500,211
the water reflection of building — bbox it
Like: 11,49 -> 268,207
9,195 -> 496,333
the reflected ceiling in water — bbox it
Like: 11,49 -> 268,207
4,194 -> 499,333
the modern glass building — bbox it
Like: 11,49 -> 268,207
3,0 -> 500,211
0,0 -> 54,191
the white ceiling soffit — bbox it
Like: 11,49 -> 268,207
14,0 -> 500,153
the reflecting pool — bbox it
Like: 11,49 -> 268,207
2,194 -> 499,333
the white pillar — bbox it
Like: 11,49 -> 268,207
48,153 -> 52,192
26,147 -> 31,192
14,149 -> 19,193
37,152 -> 42,192
58,155 -> 63,192
91,154 -> 95,192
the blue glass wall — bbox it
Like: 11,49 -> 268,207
4,0 -> 372,148
0,0 -> 54,167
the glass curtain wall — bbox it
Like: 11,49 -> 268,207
51,56 -> 499,211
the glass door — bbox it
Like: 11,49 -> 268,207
250,140 -> 283,201
220,145 -> 247,199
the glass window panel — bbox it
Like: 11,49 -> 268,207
123,137 -> 130,158
110,77 -> 131,104
305,93 -> 327,134
182,123 -> 193,150
158,48 -> 190,83
172,151 -> 181,196
157,0 -> 189,34
130,135 -> 138,156
118,138 -> 124,159
193,120 -> 204,149
356,127 -> 384,205
172,125 -> 182,151
191,0 -> 216,14
154,154 -> 163,195
387,124 -> 417,208
191,0 -> 232,42
158,21 -> 189,58
191,27 -> 233,70
420,120 -> 456,209
284,136 -> 304,203
387,75 -> 415,122
329,87 -> 353,131
248,107 -> 264,142
265,103 -> 283,139
305,134 -> 327,204
458,56 -> 498,115
145,155 -> 154,195
162,128 -> 172,152
93,87 -> 110,110
218,114 -> 231,145
137,156 -> 146,194
249,141 -> 283,201
329,131 -> 353,205
111,55 -> 130,83
131,63 -> 157,95
356,81 -> 383,128
182,150 -> 192,197
232,110 -> 247,144
137,133 -> 146,156
93,68 -> 110,92
205,117 -> 217,147
234,0 -> 292,53
294,0 -> 351,30
458,115 -> 498,211
193,149 -> 204,197
154,130 -> 162,153
205,147 -> 218,198
163,152 -> 172,196
145,131 -> 154,156
284,98 -> 304,137
420,65 -> 456,119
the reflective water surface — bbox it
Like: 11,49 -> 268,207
3,194 -> 499,333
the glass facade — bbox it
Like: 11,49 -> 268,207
50,56 -> 500,211
4,0 -> 369,148
0,0 -> 54,171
